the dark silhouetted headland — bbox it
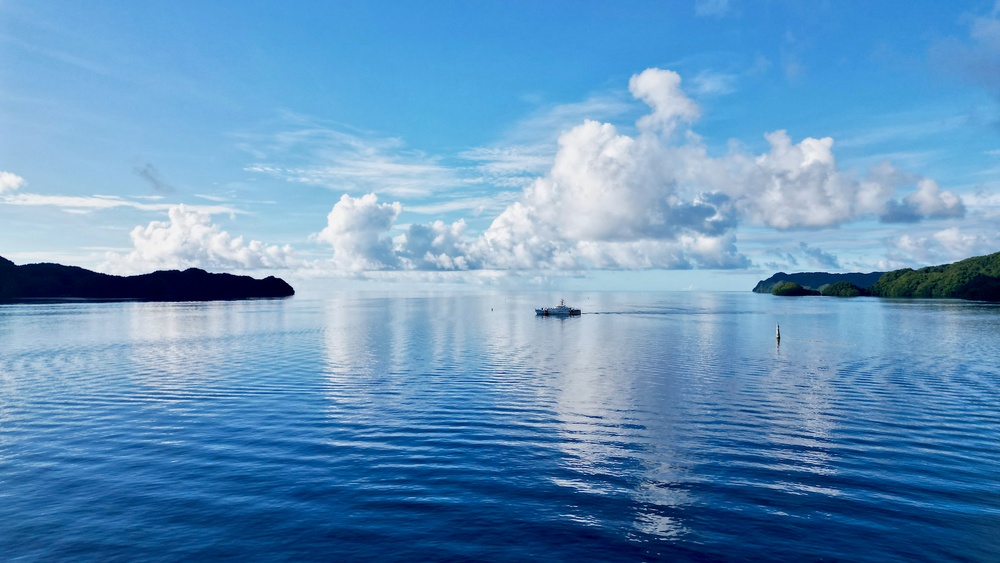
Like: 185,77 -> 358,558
0,255 -> 294,301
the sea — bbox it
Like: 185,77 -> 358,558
0,292 -> 998,562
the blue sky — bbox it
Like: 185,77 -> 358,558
2,1 -> 999,292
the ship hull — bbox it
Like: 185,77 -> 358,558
535,307 -> 581,316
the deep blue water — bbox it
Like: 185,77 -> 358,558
0,292 -> 998,561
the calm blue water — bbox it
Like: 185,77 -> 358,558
0,293 -> 998,561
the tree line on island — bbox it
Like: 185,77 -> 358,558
5,250 -> 998,303
0,255 -> 294,301
753,251 -> 1000,302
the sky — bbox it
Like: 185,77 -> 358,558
2,0 -> 999,293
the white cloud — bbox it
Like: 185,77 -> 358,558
689,70 -> 739,96
463,68 -> 961,270
629,68 -> 700,135
302,68 -> 965,274
394,219 -> 475,270
312,193 -> 476,271
457,93 -> 633,191
404,192 -> 518,216
1,191 -> 238,215
880,178 -> 965,223
313,193 -> 402,271
883,227 -> 997,268
102,205 -> 296,275
241,124 -> 458,197
717,131 -> 948,230
727,132 -> 856,229
468,111 -> 747,270
908,178 -> 966,218
0,171 -> 26,193
497,94 -> 633,146
459,145 -> 554,188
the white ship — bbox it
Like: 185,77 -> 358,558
535,299 -> 581,316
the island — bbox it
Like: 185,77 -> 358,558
752,271 -> 884,294
753,251 -> 1000,302
0,255 -> 294,301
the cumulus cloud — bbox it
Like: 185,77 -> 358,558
725,132 -> 858,229
903,178 -> 965,218
307,68 -> 964,273
312,193 -> 474,271
880,178 -> 966,223
705,132 -> 963,230
882,227 -> 997,268
470,108 -> 747,269
102,205 -> 296,275
629,69 -> 700,135
313,193 -> 402,271
394,219 -> 475,270
463,68 -> 959,270
0,171 -> 25,193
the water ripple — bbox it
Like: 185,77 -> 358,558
0,295 -> 998,561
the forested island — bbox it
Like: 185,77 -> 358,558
755,251 -> 1000,302
753,271 -> 885,294
0,255 -> 294,301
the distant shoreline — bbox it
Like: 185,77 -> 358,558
0,255 -> 294,302
752,251 -> 1000,302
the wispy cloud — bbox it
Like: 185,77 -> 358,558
689,70 -> 739,96
193,193 -> 230,202
457,93 -> 634,192
836,113 -> 967,150
1,192 -> 238,215
0,33 -> 113,76
404,191 -> 520,217
239,121 -> 460,198
497,94 -> 634,146
458,145 -> 554,189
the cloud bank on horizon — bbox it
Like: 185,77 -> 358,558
88,68 -> 966,276
102,205 -> 297,274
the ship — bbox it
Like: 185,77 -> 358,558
535,299 -> 581,316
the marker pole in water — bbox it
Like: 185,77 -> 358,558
776,322 -> 781,342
